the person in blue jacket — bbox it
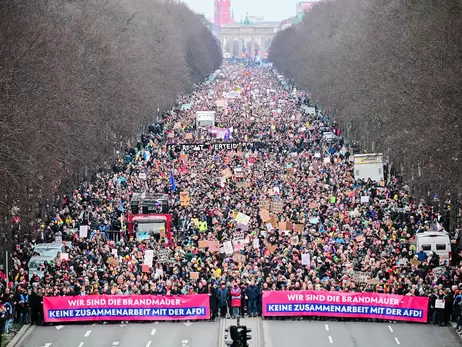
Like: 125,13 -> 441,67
247,280 -> 260,317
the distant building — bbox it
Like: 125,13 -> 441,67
248,15 -> 265,23
214,0 -> 232,27
278,1 -> 321,31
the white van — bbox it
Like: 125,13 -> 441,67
415,231 -> 451,261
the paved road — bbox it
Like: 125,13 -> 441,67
21,321 -> 218,347
263,320 -> 461,347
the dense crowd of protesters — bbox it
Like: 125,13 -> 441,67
1,61 -> 462,337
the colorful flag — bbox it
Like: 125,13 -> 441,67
169,171 -> 176,192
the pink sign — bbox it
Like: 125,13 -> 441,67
43,294 -> 210,323
262,291 -> 428,323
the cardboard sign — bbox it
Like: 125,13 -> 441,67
160,227 -> 166,238
286,168 -> 295,175
233,253 -> 246,262
184,133 -> 193,140
222,168 -> 233,179
190,272 -> 199,280
270,215 -> 278,227
198,240 -> 207,248
410,259 -> 421,266
207,240 -> 220,252
279,221 -> 288,231
107,257 -> 119,267
174,122 -> 181,129
180,191 -> 190,207
271,201 -> 284,214
351,271 -> 369,283
179,154 -> 189,162
309,202 -> 318,209
260,209 -> 271,222
295,224 -> 303,233
259,200 -> 271,211
236,182 -> 250,189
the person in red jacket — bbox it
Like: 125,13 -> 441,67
230,282 -> 242,319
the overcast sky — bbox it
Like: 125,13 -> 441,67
180,0 -> 302,22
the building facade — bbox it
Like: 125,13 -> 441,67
214,0 -> 232,27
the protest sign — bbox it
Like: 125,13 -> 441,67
198,240 -> 207,249
43,294 -> 211,322
233,253 -> 246,262
260,209 -> 270,222
142,265 -> 150,273
233,231 -> 245,243
361,196 -> 370,203
190,272 -> 199,280
235,212 -> 251,225
138,172 -> 147,180
309,202 -> 318,209
107,257 -> 119,267
223,241 -> 233,255
290,235 -> 299,245
253,238 -> 260,249
79,225 -> 88,238
352,271 -> 370,283
367,278 -> 381,285
262,291 -> 428,323
271,201 -> 283,214
435,299 -> 445,309
111,248 -> 118,257
221,168 -> 233,179
180,191 -> 190,207
207,240 -> 220,252
259,200 -> 270,211
295,224 -> 303,233
236,222 -> 248,232
144,250 -> 154,266
184,133 -> 193,140
157,249 -> 170,263
302,253 -> 310,265
60,253 -> 69,261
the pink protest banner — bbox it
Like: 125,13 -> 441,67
43,294 -> 210,323
262,291 -> 428,323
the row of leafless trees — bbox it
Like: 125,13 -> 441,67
269,0 -> 462,206
0,0 -> 221,230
